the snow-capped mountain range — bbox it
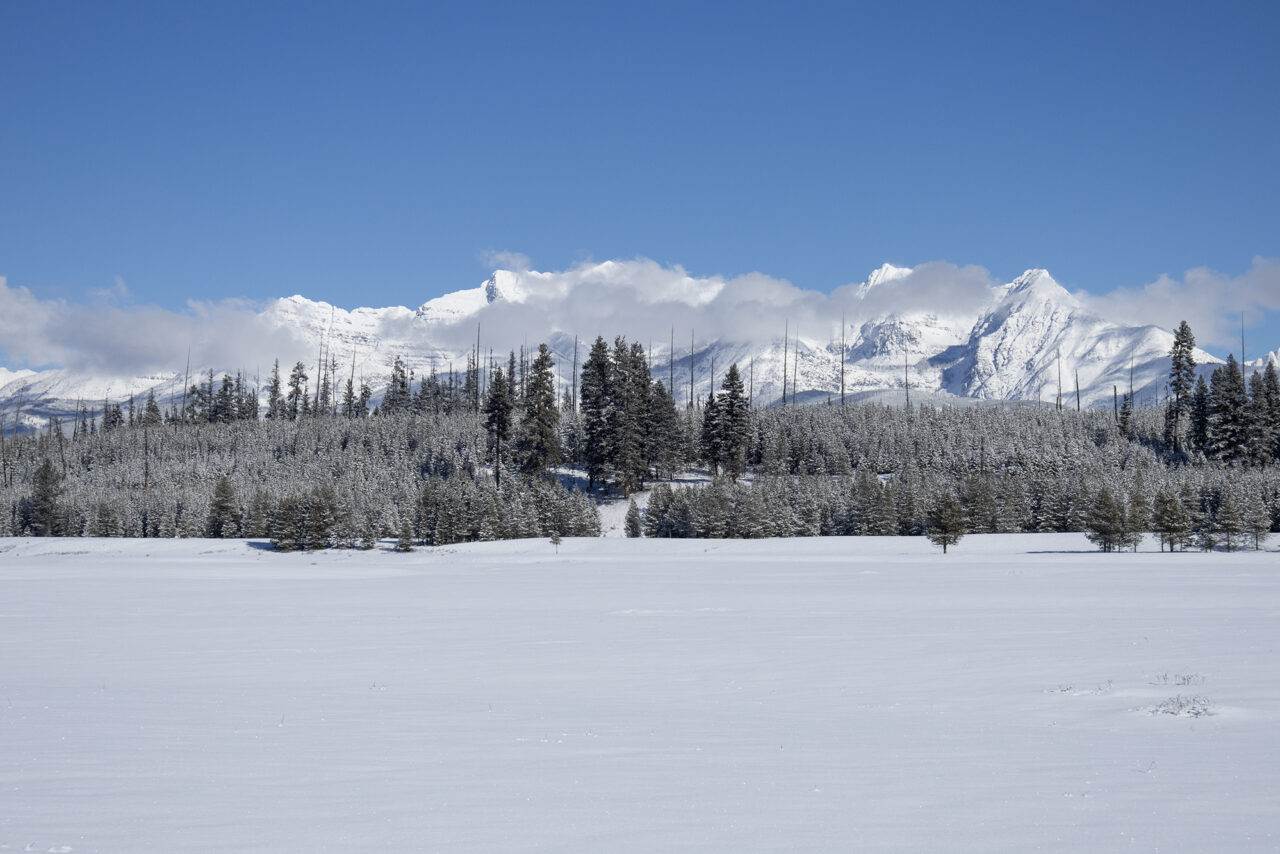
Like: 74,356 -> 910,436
2,262 -> 1274,433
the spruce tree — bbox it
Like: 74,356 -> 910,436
286,362 -> 308,421
925,491 -> 965,554
625,498 -> 642,538
699,390 -> 722,475
1188,375 -> 1210,452
717,363 -> 751,480
29,458 -> 61,537
1164,320 -> 1196,452
205,475 -> 241,538
1151,488 -> 1191,552
647,380 -> 683,480
579,336 -> 613,490
1215,494 -> 1244,552
265,360 -> 284,420
1207,355 -> 1249,463
515,344 -> 561,479
1084,487 -> 1126,552
483,367 -> 514,487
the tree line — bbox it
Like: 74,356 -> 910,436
3,321 -> 1278,552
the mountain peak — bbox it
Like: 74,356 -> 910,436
485,270 -> 527,304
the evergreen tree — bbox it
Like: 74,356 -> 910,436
925,491 -> 965,554
271,496 -> 305,551
1215,494 -> 1244,552
1188,375 -> 1210,452
1207,355 -> 1249,463
265,360 -> 284,420
383,356 -> 412,414
143,389 -> 163,425
579,336 -> 613,490
204,475 -> 241,538
647,380 -> 683,480
1084,487 -> 1127,552
395,517 -> 414,552
625,497 -> 642,538
1164,320 -> 1196,452
304,484 -> 340,549
1151,488 -> 1191,552
286,361 -> 308,421
717,363 -> 751,480
1246,370 -> 1275,466
699,390 -> 722,475
483,367 -> 514,487
515,344 -> 561,479
28,458 -> 61,537
1262,361 -> 1280,460
1242,497 -> 1272,551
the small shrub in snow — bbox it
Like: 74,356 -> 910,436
1145,695 -> 1212,717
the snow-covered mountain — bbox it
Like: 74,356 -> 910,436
0,263 -> 1244,433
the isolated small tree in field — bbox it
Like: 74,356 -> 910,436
926,492 -> 965,554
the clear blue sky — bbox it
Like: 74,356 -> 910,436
2,0 -> 1278,356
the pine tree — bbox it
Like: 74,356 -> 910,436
383,356 -> 412,414
925,491 -> 965,554
1246,371 -> 1275,466
1188,375 -> 1210,452
204,475 -> 241,538
647,380 -> 683,480
265,360 -> 284,420
1207,355 -> 1249,464
1215,494 -> 1244,552
483,367 -> 514,487
515,344 -> 561,479
395,517 -> 414,552
1151,488 -> 1191,552
604,338 -> 651,494
717,363 -> 751,480
286,361 -> 308,421
625,498 -> 642,538
579,336 -> 613,490
1242,497 -> 1272,551
1084,487 -> 1127,552
1164,320 -> 1196,452
271,496 -> 304,551
699,390 -> 722,475
28,458 -> 61,536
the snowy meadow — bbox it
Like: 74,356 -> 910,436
2,534 -> 1277,853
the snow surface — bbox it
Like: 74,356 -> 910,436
2,534 -> 1278,853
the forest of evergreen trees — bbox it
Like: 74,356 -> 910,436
2,324 -> 1279,552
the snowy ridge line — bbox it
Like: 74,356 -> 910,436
0,262 -> 1256,432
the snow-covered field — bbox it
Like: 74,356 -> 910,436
2,534 -> 1277,853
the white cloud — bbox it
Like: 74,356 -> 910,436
1079,256 -> 1280,349
0,277 -> 308,375
480,250 -> 532,272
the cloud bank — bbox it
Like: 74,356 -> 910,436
0,277 -> 309,375
3,255 -> 1277,377
1077,257 -> 1280,352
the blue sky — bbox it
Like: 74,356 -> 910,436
2,0 -> 1278,359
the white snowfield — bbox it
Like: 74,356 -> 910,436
1,534 -> 1277,853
